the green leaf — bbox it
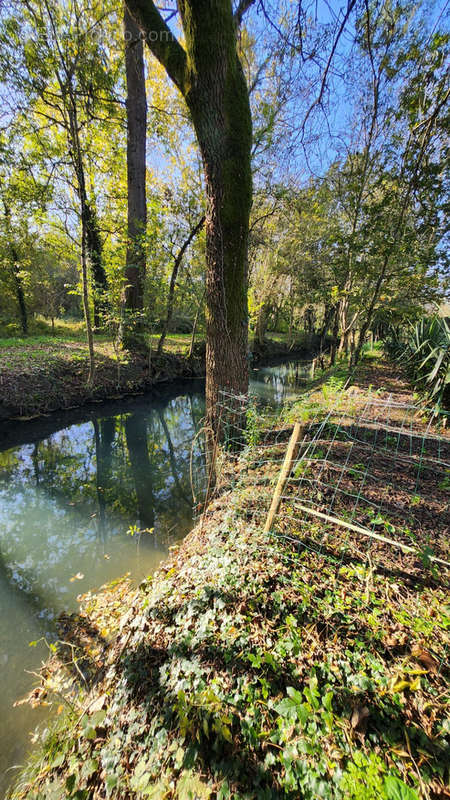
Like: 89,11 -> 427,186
275,697 -> 298,717
322,691 -> 333,712
176,769 -> 212,799
286,686 -> 303,704
384,775 -> 419,800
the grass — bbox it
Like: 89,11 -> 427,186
148,333 -> 194,355
0,317 -> 192,353
8,359 -> 449,800
0,317 -> 314,419
0,319 -> 206,417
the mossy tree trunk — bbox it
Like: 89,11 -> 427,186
126,0 -> 253,433
67,99 -> 96,383
84,201 -> 108,329
123,7 -> 147,351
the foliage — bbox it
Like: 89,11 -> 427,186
9,363 -> 449,798
385,315 -> 450,410
10,500 -> 448,799
0,0 -> 447,368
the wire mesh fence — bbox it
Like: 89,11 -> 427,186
193,389 -> 450,584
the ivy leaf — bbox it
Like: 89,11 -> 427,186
176,769 -> 212,799
275,696 -> 298,717
384,775 -> 419,800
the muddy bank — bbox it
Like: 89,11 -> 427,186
0,337 -> 320,423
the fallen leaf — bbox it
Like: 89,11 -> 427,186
69,572 -> 84,582
350,705 -> 369,733
89,694 -> 106,713
411,646 -> 438,673
391,676 -> 421,693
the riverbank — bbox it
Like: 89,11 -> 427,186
0,332 -> 318,421
8,358 -> 449,800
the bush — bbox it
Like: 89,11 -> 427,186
385,315 -> 450,410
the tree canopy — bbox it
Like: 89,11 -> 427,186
0,0 -> 447,409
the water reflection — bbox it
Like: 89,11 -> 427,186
0,390 -> 206,794
0,358 -> 311,793
251,359 -> 314,406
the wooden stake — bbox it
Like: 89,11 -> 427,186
264,422 -> 303,533
293,502 -> 450,568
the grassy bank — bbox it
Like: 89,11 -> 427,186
0,327 -> 202,421
0,320 -> 317,420
8,359 -> 449,800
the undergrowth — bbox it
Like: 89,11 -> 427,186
9,502 -> 449,799
7,358 -> 449,799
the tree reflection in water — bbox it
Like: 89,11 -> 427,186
0,359 -> 311,793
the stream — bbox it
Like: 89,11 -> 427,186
0,358 -> 314,795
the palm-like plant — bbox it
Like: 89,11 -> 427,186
386,315 -> 450,411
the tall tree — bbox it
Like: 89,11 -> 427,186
123,7 -> 147,350
0,127 -> 47,335
1,201 -> 28,335
1,0 -> 112,336
126,0 -> 253,430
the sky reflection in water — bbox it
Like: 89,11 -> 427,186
0,359 -> 312,792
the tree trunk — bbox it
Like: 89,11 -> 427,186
81,221 -> 96,385
319,302 -> 333,355
2,202 -> 28,335
67,99 -> 95,383
123,7 -> 147,350
350,257 -> 388,370
337,296 -> 348,355
126,0 -> 252,435
11,246 -> 28,335
188,83 -> 251,431
329,303 -> 340,366
157,215 -> 205,355
84,201 -> 108,329
67,96 -> 107,333
255,303 -> 269,347
188,288 -> 205,359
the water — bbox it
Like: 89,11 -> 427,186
0,359 -> 312,795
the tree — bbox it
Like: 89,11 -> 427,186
126,0 -> 253,430
0,0 -> 118,354
157,214 -> 205,354
0,128 -> 47,335
123,7 -> 148,350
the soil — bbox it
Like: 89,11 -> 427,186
0,337 -> 317,422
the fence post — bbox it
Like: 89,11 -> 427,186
264,422 -> 303,533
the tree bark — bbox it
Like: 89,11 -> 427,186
319,302 -> 333,355
81,220 -> 96,385
123,7 -> 147,349
126,0 -> 253,434
188,287 -> 206,358
67,100 -> 95,383
329,302 -> 340,366
11,244 -> 28,335
255,303 -> 269,347
84,200 -> 108,329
